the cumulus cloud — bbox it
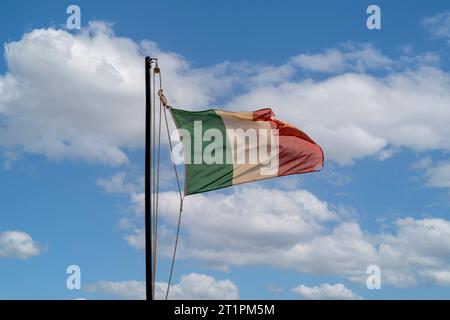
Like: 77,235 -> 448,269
151,187 -> 450,288
0,22 -> 237,165
156,273 -> 239,300
292,43 -> 392,73
96,172 -> 177,250
0,231 -> 41,259
423,12 -> 450,43
1,22 -> 450,167
96,172 -> 145,248
425,162 -> 450,188
85,280 -> 145,300
410,156 -> 433,170
234,44 -> 450,166
267,285 -> 284,294
95,166 -> 450,289
85,273 -> 238,300
96,167 -> 450,289
226,67 -> 450,165
156,187 -> 339,262
97,172 -> 133,193
124,228 -> 145,250
420,269 -> 450,286
292,283 -> 362,300
10,20 -> 448,291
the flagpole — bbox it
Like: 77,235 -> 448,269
145,56 -> 153,301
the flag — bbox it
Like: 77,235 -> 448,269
170,107 -> 324,195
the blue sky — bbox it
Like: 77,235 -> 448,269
1,0 -> 450,300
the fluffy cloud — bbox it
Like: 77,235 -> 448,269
292,283 -> 362,300
151,187 -> 450,288
85,273 -> 238,300
20,19 -> 449,291
420,269 -> 450,286
124,228 -> 145,250
96,167 -> 450,289
0,22 -> 235,165
423,12 -> 450,43
158,187 -> 339,261
0,231 -> 41,259
2,22 -> 450,166
409,156 -> 450,190
411,157 -> 450,190
425,162 -> 450,188
85,280 -> 145,300
156,273 -> 239,300
96,165 -> 450,289
97,172 -> 146,248
97,172 -> 134,193
292,43 -> 392,73
226,66 -> 450,165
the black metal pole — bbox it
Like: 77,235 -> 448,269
145,56 -> 152,301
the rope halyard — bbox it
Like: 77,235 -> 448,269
157,69 -> 170,109
158,89 -> 170,109
163,103 -> 184,300
151,61 -> 184,300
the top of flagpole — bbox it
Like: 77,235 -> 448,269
146,56 -> 158,66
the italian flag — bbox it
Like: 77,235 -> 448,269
171,108 -> 324,195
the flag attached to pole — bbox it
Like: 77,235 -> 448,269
170,107 -> 324,195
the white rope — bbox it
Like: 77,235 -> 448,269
161,94 -> 184,300
149,66 -> 184,300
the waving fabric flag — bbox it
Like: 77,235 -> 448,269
170,107 -> 324,195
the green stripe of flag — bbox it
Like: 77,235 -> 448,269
171,108 -> 233,195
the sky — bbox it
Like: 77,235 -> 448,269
1,0 -> 450,300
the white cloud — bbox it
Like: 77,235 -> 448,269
420,269 -> 450,286
267,285 -> 284,294
292,43 -> 392,73
96,167 -> 450,289
410,156 -> 433,170
97,172 -> 133,193
124,228 -> 145,250
0,231 -> 41,259
96,172 -> 175,250
0,22 -> 236,165
423,12 -> 450,43
292,283 -> 362,300
85,280 -> 145,300
85,273 -> 239,300
97,167 -> 450,289
2,150 -> 20,170
156,273 -> 239,300
226,66 -> 450,165
20,20 -> 447,290
307,123 -> 386,165
2,23 -> 450,167
96,172 -> 146,248
378,148 -> 397,161
293,49 -> 346,73
426,162 -> 450,188
151,187 -> 450,288
158,187 -> 339,259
